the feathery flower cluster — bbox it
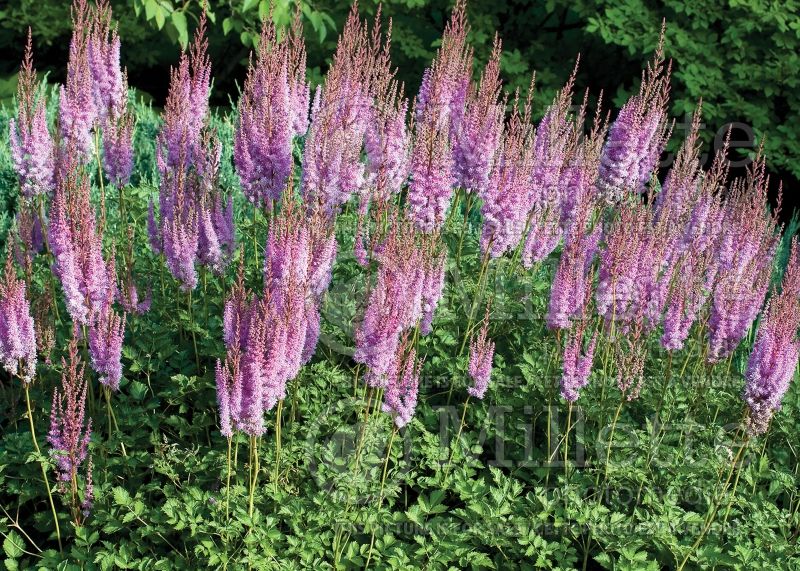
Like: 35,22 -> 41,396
9,31 -> 55,198
234,15 -> 304,206
547,202 -> 601,330
301,6 -> 378,215
406,1 -> 471,232
0,255 -> 37,382
406,117 -> 455,233
48,158 -> 112,324
560,320 -> 598,402
596,31 -> 670,203
453,36 -> 504,195
467,309 -> 495,399
480,87 -> 535,257
707,154 -> 779,362
364,14 -> 411,202
150,19 -> 234,286
48,338 -> 93,486
382,338 -> 423,428
59,0 -> 96,158
744,240 -> 800,435
355,220 -> 424,386
87,271 -> 126,391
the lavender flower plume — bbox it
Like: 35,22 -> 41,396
47,338 -> 92,484
364,28 -> 411,202
453,36 -> 503,195
708,155 -> 779,361
88,0 -> 125,121
560,320 -> 598,402
407,117 -> 455,233
234,17 -> 293,206
382,340 -> 422,428
0,255 -> 37,382
60,0 -> 97,158
467,309 -> 495,399
102,107 -> 134,187
596,32 -> 670,203
301,6 -> 378,215
87,289 -> 126,391
48,160 -> 111,324
480,85 -> 535,258
743,240 -> 800,436
9,30 -> 55,198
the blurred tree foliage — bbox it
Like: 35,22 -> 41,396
1,0 -> 799,183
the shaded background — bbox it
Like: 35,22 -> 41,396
1,0 -> 797,220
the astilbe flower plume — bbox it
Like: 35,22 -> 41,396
88,0 -> 125,121
13,200 -> 46,265
87,259 -> 126,391
301,6 -> 378,215
743,240 -> 800,435
596,29 -> 671,203
197,131 -> 235,274
708,153 -> 779,362
364,13 -> 411,202
521,69 -> 582,266
234,16 -> 295,206
60,0 -> 97,158
453,36 -> 504,195
382,338 -> 423,428
102,106 -> 134,188
0,254 -> 37,382
9,30 -> 55,198
47,338 -> 92,487
48,157 -> 112,324
414,0 -> 472,135
467,308 -> 494,399
407,115 -> 455,233
480,84 -> 535,257
355,218 -> 425,386
560,319 -> 598,402
547,200 -> 601,329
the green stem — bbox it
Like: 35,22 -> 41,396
274,400 -> 283,495
24,385 -> 62,552
365,423 -> 398,569
446,396 -> 470,472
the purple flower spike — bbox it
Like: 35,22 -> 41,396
560,321 -> 598,402
744,240 -> 800,436
382,340 -> 422,428
9,31 -> 55,198
0,256 -> 37,382
467,309 -> 495,400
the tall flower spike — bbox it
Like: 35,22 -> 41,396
453,35 -> 504,196
234,15 -> 294,206
88,0 -> 125,121
9,30 -> 56,198
596,26 -> 671,203
382,338 -> 422,428
708,152 -> 779,361
406,114 -> 455,233
560,319 -> 598,402
60,0 -> 97,158
744,239 -> 800,436
364,15 -> 411,202
301,5 -> 379,215
102,104 -> 134,188
87,257 -> 126,391
480,80 -> 536,258
47,338 -> 92,484
0,254 -> 37,382
467,307 -> 495,399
